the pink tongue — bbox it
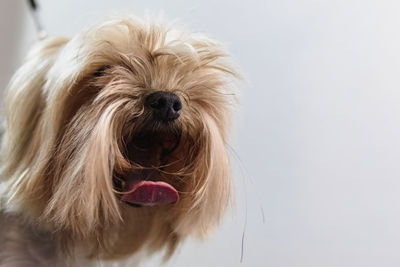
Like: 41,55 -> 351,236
121,181 -> 179,206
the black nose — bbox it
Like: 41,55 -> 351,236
146,91 -> 182,121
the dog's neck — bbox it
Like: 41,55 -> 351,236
0,212 -> 143,267
0,212 -> 63,266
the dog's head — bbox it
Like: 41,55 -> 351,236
0,17 -> 237,258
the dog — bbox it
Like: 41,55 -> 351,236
0,16 -> 238,266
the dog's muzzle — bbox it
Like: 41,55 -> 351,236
115,92 -> 183,207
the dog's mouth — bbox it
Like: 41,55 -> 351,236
114,128 -> 181,207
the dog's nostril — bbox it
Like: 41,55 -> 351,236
173,100 -> 182,112
146,91 -> 182,121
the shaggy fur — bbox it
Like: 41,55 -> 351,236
0,16 -> 237,266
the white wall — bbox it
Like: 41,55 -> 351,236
2,0 -> 400,266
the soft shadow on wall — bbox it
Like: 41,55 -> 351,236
0,1 -> 34,113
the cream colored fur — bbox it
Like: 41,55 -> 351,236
0,16 -> 237,266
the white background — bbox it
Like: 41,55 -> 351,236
2,0 -> 400,266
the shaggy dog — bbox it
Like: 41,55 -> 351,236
0,16 -> 238,266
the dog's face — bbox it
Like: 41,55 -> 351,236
0,17 -> 237,258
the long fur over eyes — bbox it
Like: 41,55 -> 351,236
0,16 -> 238,264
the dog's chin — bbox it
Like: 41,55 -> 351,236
114,123 -> 182,208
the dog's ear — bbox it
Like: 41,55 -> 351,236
0,37 -> 69,212
1,35 -> 123,238
43,101 -> 125,239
